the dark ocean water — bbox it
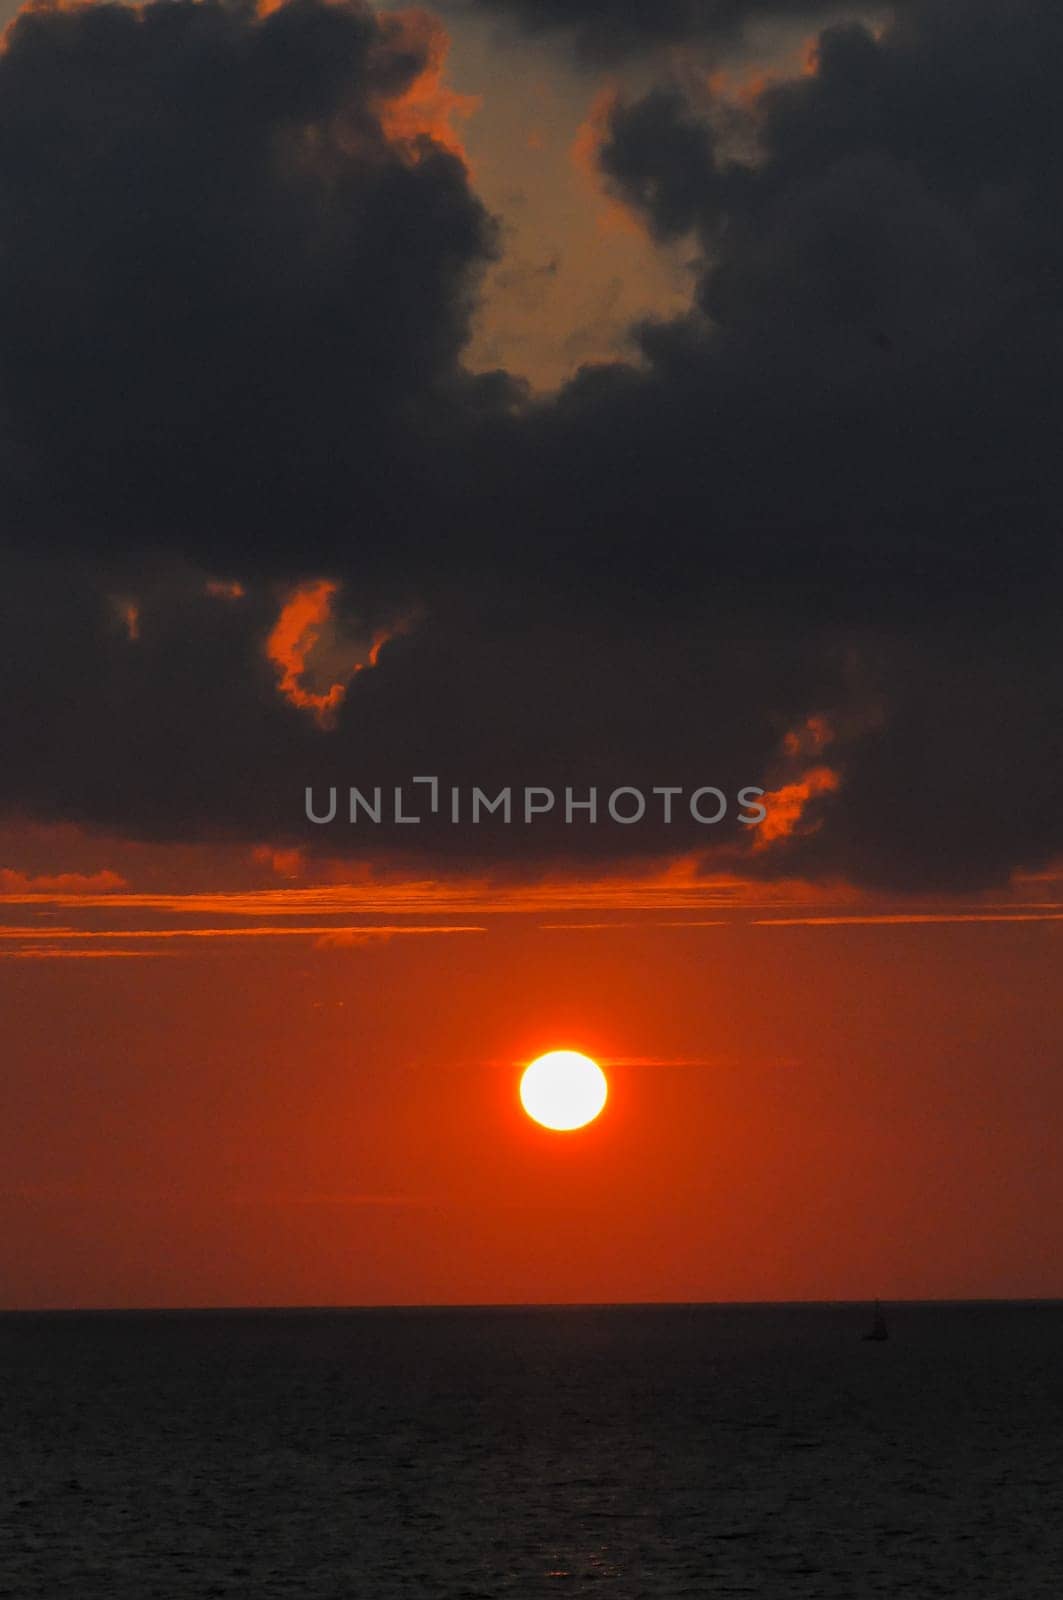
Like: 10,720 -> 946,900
1,1303 -> 1061,1598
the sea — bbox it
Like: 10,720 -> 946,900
1,1303 -> 1061,1598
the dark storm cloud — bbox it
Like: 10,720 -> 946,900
597,88 -> 723,239
1,544 -> 1058,893
0,551 -> 833,868
0,0 -> 502,579
0,0 -> 1061,890
573,0 -> 1063,628
457,0 -> 891,65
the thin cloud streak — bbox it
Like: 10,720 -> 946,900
0,948 -> 165,961
600,1055 -> 796,1069
0,925 -> 484,939
490,1054 -> 797,1069
0,870 -> 852,917
755,914 -> 1063,927
231,1192 -> 435,1209
538,919 -> 728,929
0,925 -> 485,957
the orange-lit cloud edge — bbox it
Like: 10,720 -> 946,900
265,579 -> 413,729
1,828 -> 1060,959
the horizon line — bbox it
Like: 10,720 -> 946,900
3,1296 -> 1062,1316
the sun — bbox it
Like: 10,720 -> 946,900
520,1051 -> 608,1132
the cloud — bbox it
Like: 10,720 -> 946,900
0,868 -> 127,894
755,767 -> 841,848
373,6 -> 481,156
112,597 -> 141,642
231,1190 -> 434,1207
0,947 -> 164,961
0,0 -> 500,575
457,0 -> 893,65
538,921 -> 728,930
0,0 -> 1060,893
265,579 -> 408,728
0,863 -> 860,915
0,923 -> 485,957
205,579 -> 246,601
595,85 -> 724,238
251,845 -> 306,879
755,913 -> 1063,926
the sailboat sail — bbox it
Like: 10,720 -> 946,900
863,1300 -> 889,1341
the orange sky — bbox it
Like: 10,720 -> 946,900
2,821 -> 1060,1309
0,0 -> 1059,1312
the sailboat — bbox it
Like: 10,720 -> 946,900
862,1299 -> 889,1341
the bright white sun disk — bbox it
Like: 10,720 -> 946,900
520,1051 -> 608,1131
